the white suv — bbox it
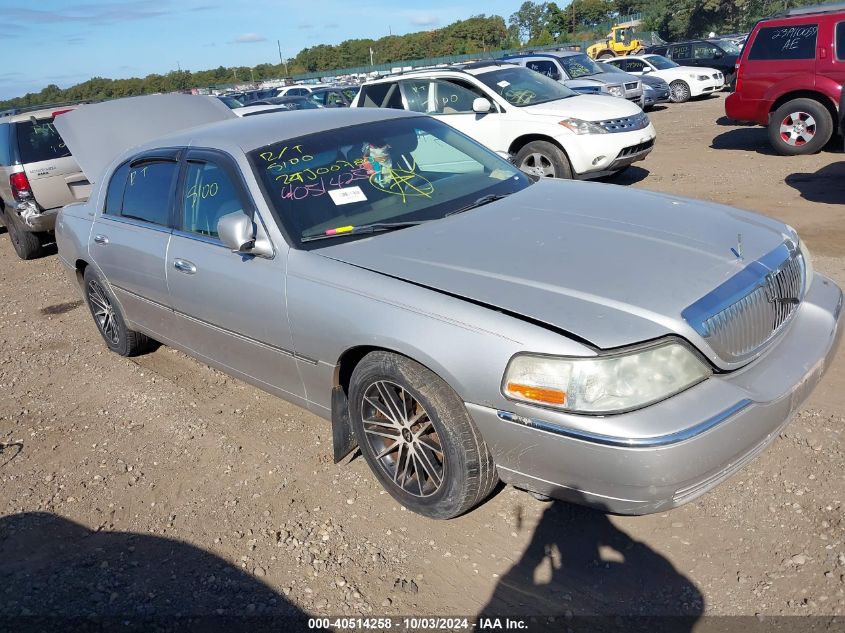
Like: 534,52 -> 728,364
351,62 -> 656,179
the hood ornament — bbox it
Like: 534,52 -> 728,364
731,233 -> 743,260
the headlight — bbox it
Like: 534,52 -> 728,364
502,339 -> 711,414
558,118 -> 608,135
799,240 -> 814,292
691,73 -> 709,81
606,85 -> 624,97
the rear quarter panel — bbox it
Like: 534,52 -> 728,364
55,201 -> 94,278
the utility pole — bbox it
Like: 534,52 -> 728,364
369,47 -> 374,66
278,39 -> 283,65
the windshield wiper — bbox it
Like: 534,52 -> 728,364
446,193 -> 511,217
301,221 -> 424,243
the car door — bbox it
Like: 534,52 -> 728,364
166,149 -> 305,401
692,42 -> 718,69
398,78 -> 507,154
90,151 -> 179,339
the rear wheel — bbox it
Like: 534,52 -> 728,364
669,80 -> 691,103
83,267 -> 150,356
6,211 -> 42,260
515,141 -> 573,180
348,351 -> 498,519
768,98 -> 832,156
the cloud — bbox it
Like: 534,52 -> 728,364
233,32 -> 266,44
298,23 -> 314,29
410,13 -> 439,27
324,22 -> 339,29
1,1 -> 213,27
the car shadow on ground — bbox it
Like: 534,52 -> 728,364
712,125 -> 843,156
478,491 -> 704,631
0,512 -> 309,632
599,166 -> 650,186
785,161 -> 845,205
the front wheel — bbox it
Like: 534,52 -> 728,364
348,351 -> 498,519
669,80 -> 691,103
83,267 -> 150,356
515,141 -> 573,180
768,98 -> 833,156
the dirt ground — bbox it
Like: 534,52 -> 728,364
1,93 -> 845,628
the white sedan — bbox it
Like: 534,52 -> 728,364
606,54 -> 724,103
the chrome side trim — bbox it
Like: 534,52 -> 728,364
495,399 -> 754,448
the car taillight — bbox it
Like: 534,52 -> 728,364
10,172 -> 31,201
52,108 -> 73,117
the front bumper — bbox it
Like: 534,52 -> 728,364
689,77 -> 725,97
466,273 -> 843,514
566,123 -> 656,178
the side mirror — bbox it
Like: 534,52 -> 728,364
472,97 -> 493,113
642,66 -> 652,74
218,212 -> 256,252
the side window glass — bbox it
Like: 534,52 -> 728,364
0,124 -> 11,166
627,59 -> 645,72
181,161 -> 245,239
693,43 -> 715,59
749,24 -> 818,60
433,80 -> 478,114
837,22 -> 845,60
527,60 -> 560,79
673,44 -> 691,59
358,83 -> 403,109
121,160 -> 177,226
104,162 -> 130,216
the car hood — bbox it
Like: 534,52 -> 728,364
522,95 -> 643,121
316,180 -> 791,361
562,78 -> 612,90
54,94 -> 236,183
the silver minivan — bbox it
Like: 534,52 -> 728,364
0,106 -> 90,259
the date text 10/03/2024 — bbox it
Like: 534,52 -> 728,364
307,617 -> 528,630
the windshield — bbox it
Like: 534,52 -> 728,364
219,96 -> 244,109
251,116 -> 529,248
16,118 -> 72,163
712,39 -> 741,55
558,54 -> 603,78
644,55 -> 679,70
475,67 -> 577,107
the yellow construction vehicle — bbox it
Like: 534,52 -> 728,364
586,25 -> 646,60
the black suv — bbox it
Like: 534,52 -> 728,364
646,39 -> 740,88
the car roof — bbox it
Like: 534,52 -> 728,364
504,51 -> 582,59
362,63 -> 518,84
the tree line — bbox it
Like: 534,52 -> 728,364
0,1 -> 825,110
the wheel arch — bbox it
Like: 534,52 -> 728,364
74,258 -> 89,287
329,343 -> 464,463
768,90 -> 837,126
507,134 -> 570,160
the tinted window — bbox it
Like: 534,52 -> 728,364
121,161 -> 177,226
748,24 -> 818,60
287,88 -> 309,96
693,43 -> 717,59
671,44 -> 692,59
624,59 -> 647,72
104,162 -> 130,216
837,23 -> 845,60
15,118 -> 72,164
527,60 -> 561,79
358,83 -> 404,109
181,161 -> 244,238
0,123 -> 11,166
402,79 -> 479,114
650,46 -> 668,56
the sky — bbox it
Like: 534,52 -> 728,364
0,0 -> 528,100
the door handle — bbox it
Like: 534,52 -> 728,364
173,259 -> 197,274
93,234 -> 109,245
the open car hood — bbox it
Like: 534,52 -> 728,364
54,94 -> 236,183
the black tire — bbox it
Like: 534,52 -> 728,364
5,211 -> 42,260
768,98 -> 833,156
0,201 -> 6,234
669,80 -> 691,103
515,140 -> 573,180
348,351 -> 498,519
82,266 -> 150,356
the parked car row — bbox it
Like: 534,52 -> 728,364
33,91 -> 839,520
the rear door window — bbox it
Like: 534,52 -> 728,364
748,24 -> 818,60
526,60 -> 561,79
837,22 -> 845,60
15,118 -> 72,164
671,44 -> 692,60
357,83 -> 405,109
624,58 -> 646,72
120,160 -> 178,226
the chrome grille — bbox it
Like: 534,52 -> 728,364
596,112 -> 650,133
624,81 -> 639,90
682,243 -> 806,363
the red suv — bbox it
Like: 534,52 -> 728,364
725,3 -> 845,155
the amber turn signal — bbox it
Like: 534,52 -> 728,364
505,382 -> 566,406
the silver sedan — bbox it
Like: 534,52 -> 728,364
55,95 -> 842,519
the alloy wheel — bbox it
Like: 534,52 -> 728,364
87,280 -> 119,345
519,153 -> 556,178
360,380 -> 445,498
779,112 -> 816,147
